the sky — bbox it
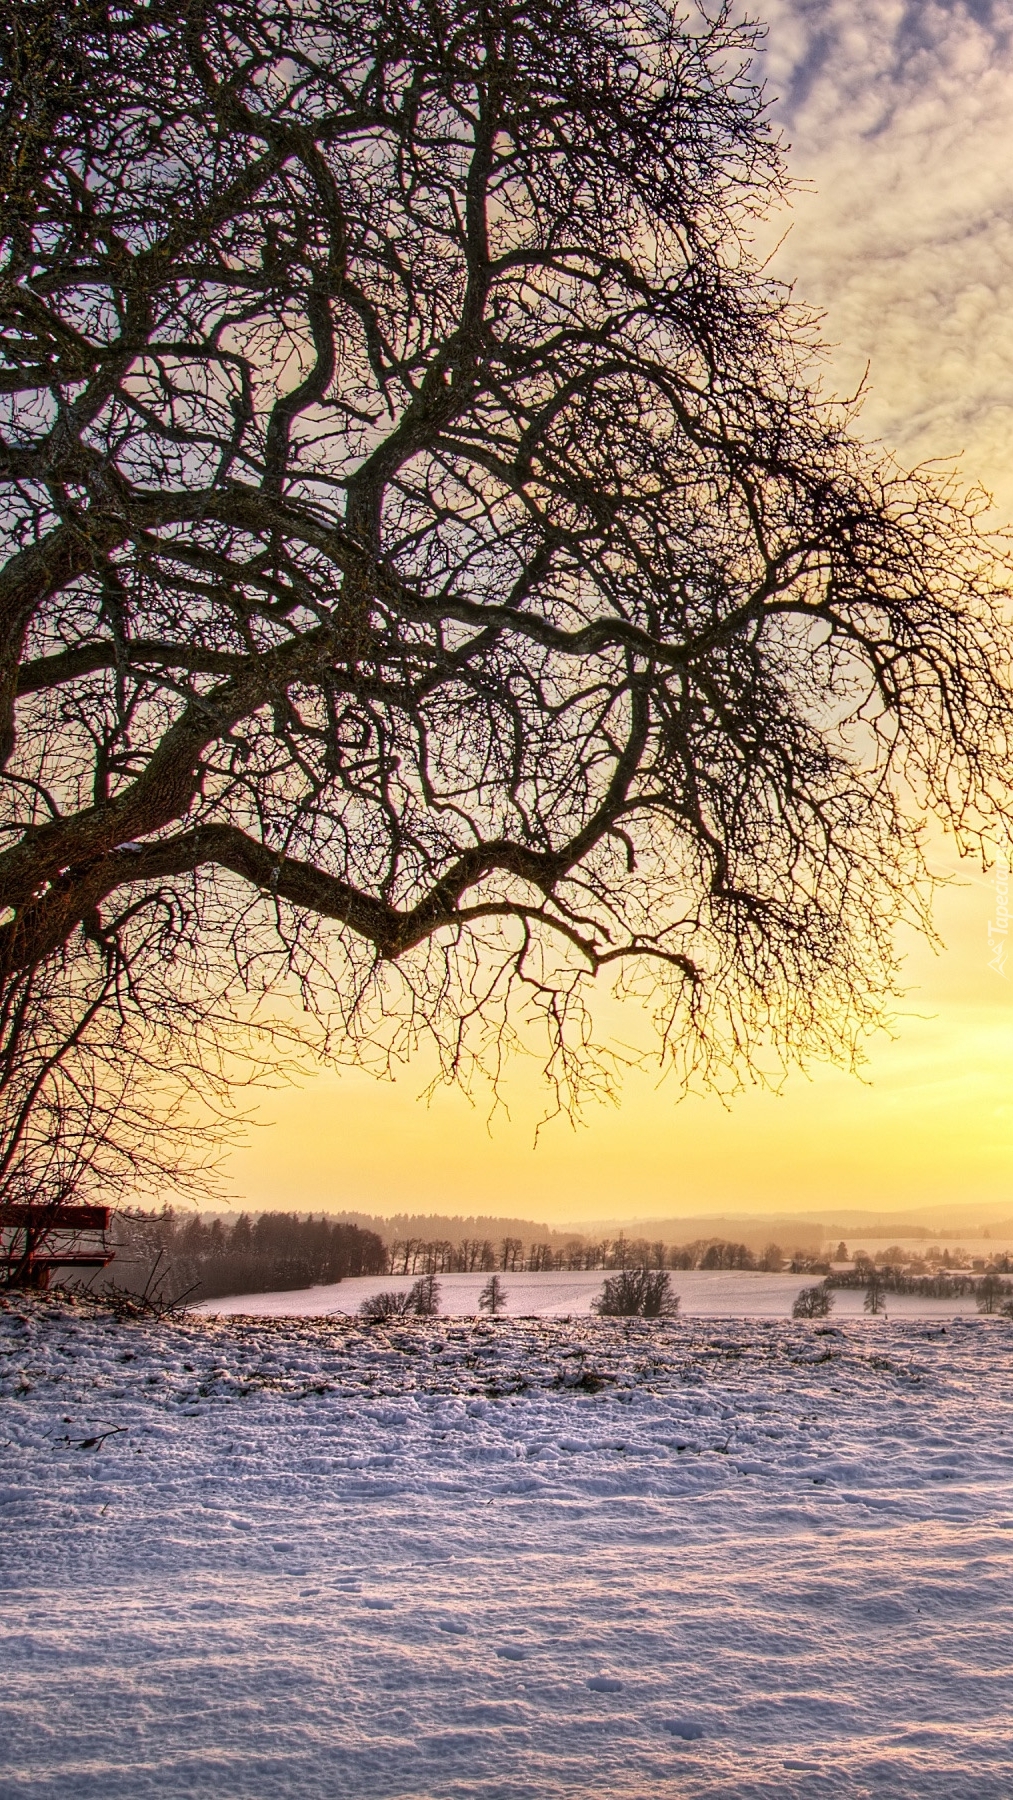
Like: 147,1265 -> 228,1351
225,1 -> 1013,1229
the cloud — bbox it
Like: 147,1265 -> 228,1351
755,1 -> 1013,517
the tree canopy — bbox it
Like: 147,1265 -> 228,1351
2,0 -> 1011,1107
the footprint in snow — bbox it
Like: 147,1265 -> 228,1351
437,1618 -> 469,1635
362,1598 -> 395,1611
664,1719 -> 704,1741
587,1676 -> 623,1693
495,1646 -> 526,1661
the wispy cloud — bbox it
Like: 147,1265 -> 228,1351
759,1 -> 1013,514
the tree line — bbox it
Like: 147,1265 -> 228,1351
90,1217 -> 1013,1307
827,1262 -> 1013,1300
357,1232 -> 795,1276
78,1211 -> 1013,1311
97,1220 -> 807,1301
109,1210 -> 387,1305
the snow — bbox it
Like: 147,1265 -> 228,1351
4,1295 -> 1013,1797
196,1266 -> 983,1320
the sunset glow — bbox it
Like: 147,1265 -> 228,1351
226,4 -> 1013,1227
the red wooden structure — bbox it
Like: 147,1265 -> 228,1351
0,1204 -> 113,1288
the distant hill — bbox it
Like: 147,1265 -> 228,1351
794,1206 -> 1013,1240
323,1211 -> 584,1248
581,1206 -> 1013,1247
570,1215 -> 825,1253
327,1211 -> 829,1255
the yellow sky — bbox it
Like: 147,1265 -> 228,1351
226,3 -> 1013,1227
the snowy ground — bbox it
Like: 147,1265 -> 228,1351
4,1296 -> 1013,1799
197,1266 -> 982,1321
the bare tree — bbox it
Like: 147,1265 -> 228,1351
864,1273 -> 886,1316
2,0 -> 1012,1123
977,1274 -> 1005,1315
500,1236 -> 523,1272
792,1283 -> 832,1319
479,1272 -> 506,1315
409,1273 -> 441,1316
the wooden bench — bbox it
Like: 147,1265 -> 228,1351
0,1205 -> 113,1288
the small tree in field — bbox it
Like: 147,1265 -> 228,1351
792,1284 -> 833,1319
479,1274 -> 507,1316
976,1274 -> 1007,1315
408,1275 -> 441,1317
864,1273 -> 886,1316
594,1269 -> 679,1318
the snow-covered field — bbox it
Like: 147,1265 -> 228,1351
197,1266 -> 982,1321
4,1295 -> 1013,1798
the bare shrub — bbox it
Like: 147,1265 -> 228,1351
594,1269 -> 679,1318
358,1290 -> 413,1324
358,1274 -> 441,1323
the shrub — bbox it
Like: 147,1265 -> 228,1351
792,1284 -> 833,1319
358,1275 -> 442,1323
594,1268 -> 679,1318
358,1289 -> 413,1323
